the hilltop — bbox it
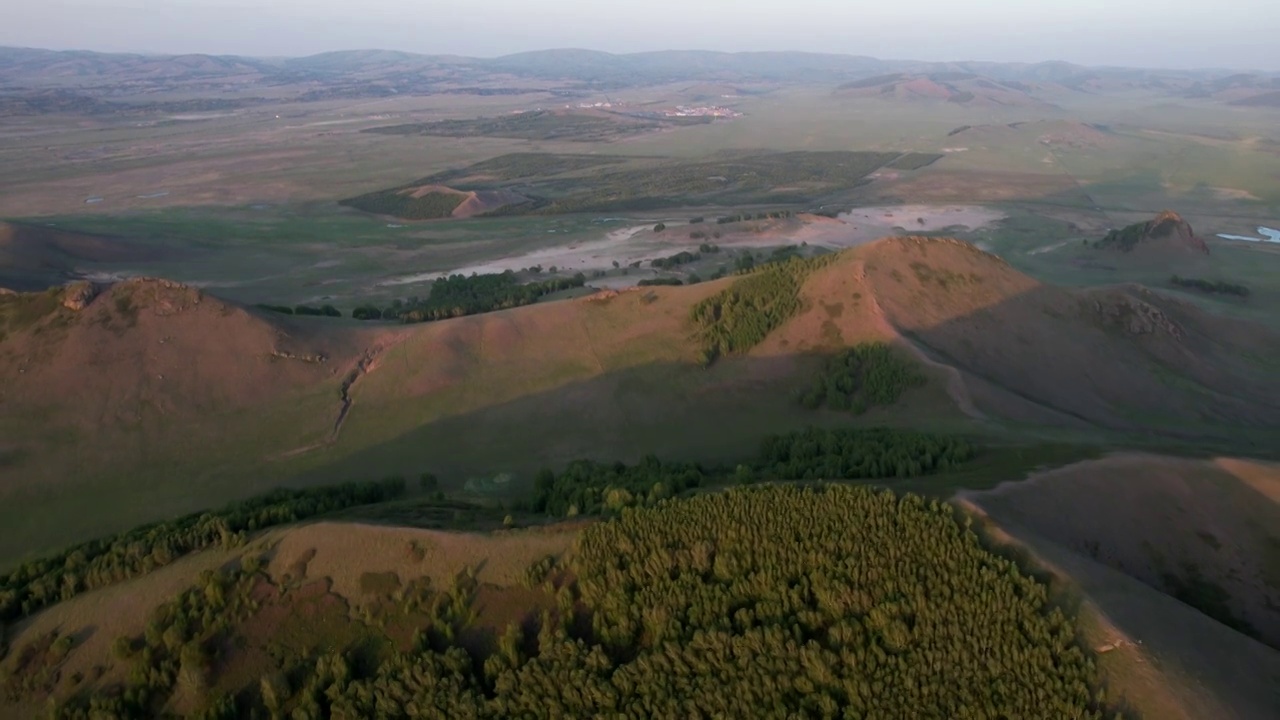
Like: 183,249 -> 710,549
0,278 -> 374,560
1093,211 -> 1210,255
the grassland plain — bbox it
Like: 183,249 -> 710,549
956,208 -> 1280,328
6,86 -> 1279,321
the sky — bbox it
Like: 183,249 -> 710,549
4,0 -> 1279,70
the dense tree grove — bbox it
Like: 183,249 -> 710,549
0,479 -> 404,623
351,306 -> 384,320
554,487 -> 1111,718
94,487 -> 1115,718
400,271 -> 585,323
799,342 -> 927,413
690,255 -> 835,364
530,427 -> 976,518
1170,275 -> 1250,297
637,278 -> 683,287
756,427 -> 976,480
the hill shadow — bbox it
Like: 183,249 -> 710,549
966,459 -> 1280,719
298,351 -> 965,490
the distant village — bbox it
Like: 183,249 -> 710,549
563,100 -> 743,119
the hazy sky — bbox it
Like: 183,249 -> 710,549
5,0 -> 1279,70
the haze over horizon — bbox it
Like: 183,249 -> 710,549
5,0 -> 1280,71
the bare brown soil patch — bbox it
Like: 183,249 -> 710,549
265,521 -> 577,609
451,188 -> 530,218
402,184 -> 467,200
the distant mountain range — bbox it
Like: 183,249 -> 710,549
2,46 -> 1278,110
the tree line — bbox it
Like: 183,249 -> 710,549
650,250 -> 700,269
0,479 -> 405,623
255,304 -> 342,318
530,426 -> 977,518
63,486 -> 1118,718
798,342 -> 927,413
398,271 -> 586,323
637,277 -> 684,287
1170,275 -> 1250,297
717,209 -> 797,224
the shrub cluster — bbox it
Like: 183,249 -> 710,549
798,342 -> 927,412
690,254 -> 835,365
650,250 -> 700,268
53,564 -> 260,719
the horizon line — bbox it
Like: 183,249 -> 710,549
1,43 -> 1272,76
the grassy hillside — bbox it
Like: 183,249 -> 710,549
3,239 -> 1279,566
0,280 -> 371,563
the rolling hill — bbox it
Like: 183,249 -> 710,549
835,72 -> 1060,108
0,279 -> 372,561
3,45 -> 1277,106
3,237 -> 1278,566
1093,211 -> 1210,256
3,238 -> 1279,718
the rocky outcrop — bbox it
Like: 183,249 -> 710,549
61,281 -> 98,310
271,350 -> 327,364
115,278 -> 202,316
1089,291 -> 1184,340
